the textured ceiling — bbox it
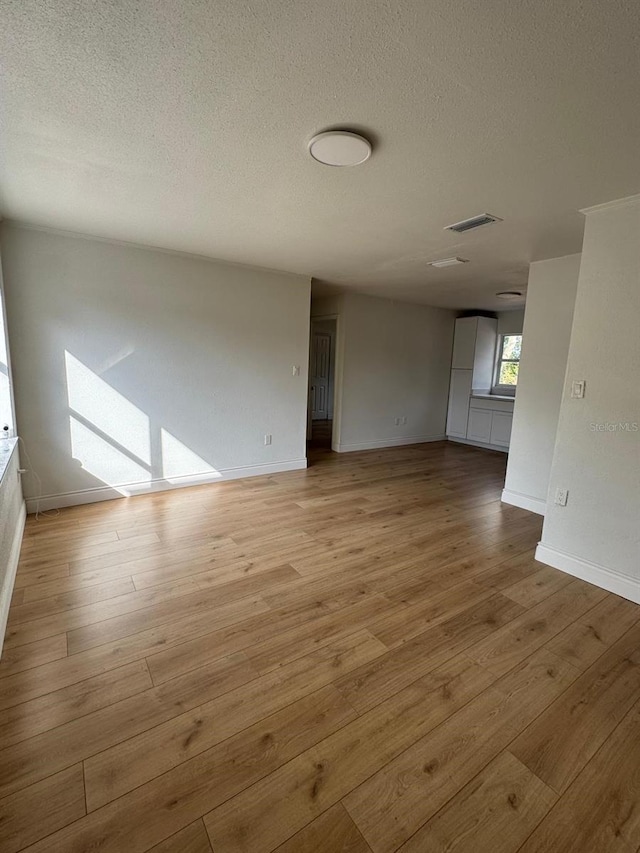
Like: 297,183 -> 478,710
1,0 -> 639,309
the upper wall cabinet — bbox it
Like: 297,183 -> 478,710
451,316 -> 498,387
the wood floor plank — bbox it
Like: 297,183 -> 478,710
0,651 -> 257,799
546,593 -> 640,670
343,649 -> 579,853
83,630 -> 386,810
203,654 -> 496,853
144,595 -> 364,686
6,578 -> 136,624
0,764 -> 85,853
0,594 -> 268,710
145,820 -> 213,853
0,634 -> 67,680
395,750 -> 557,853
368,580 -> 494,648
87,682 -> 356,813
335,593 -> 524,714
501,565 -> 573,607
243,594 -> 400,674
0,659 -> 152,750
510,621 -> 640,793
67,565 -> 298,655
273,803 -> 372,853
517,697 -> 640,853
4,443 -> 638,853
5,577 -> 203,649
465,579 -> 607,676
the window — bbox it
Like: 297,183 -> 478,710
493,334 -> 522,393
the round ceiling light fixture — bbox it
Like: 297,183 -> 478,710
308,130 -> 372,167
496,290 -> 524,300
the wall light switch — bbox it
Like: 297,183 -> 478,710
571,380 -> 585,399
292,365 -> 300,376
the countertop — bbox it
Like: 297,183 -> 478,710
470,393 -> 515,402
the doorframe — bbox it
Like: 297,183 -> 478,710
308,313 -> 342,451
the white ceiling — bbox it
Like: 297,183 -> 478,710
1,0 -> 639,310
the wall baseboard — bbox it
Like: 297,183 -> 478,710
25,459 -> 308,513
535,543 -> 640,605
334,434 -> 446,453
0,500 -> 26,658
501,488 -> 546,516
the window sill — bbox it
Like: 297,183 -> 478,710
0,438 -> 19,485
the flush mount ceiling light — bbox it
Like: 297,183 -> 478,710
429,257 -> 469,268
496,290 -> 524,300
308,131 -> 372,166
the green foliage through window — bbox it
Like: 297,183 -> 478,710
496,334 -> 522,387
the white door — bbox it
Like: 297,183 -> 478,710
446,369 -> 472,437
310,331 -> 331,420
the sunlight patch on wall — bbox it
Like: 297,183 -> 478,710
69,416 -> 151,487
161,428 -> 221,482
65,351 -> 150,464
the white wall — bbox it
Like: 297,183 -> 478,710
497,309 -> 525,335
537,197 -> 640,602
1,224 -> 311,509
502,255 -> 581,514
333,293 -> 455,452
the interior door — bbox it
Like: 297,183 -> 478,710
310,331 -> 331,420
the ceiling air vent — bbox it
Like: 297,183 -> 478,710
445,213 -> 502,233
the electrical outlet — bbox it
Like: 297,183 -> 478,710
555,488 -> 569,507
394,417 -> 400,425
264,434 -> 272,446
401,416 -> 407,425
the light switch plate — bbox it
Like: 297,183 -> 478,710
571,380 -> 585,399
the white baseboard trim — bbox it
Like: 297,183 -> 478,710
501,489 -> 546,516
535,543 -> 640,605
447,437 -> 508,454
0,500 -> 26,658
334,435 -> 446,453
25,459 -> 308,513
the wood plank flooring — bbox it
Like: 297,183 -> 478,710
1,440 -> 639,853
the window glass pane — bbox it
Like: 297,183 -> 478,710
501,335 -> 522,361
499,361 -> 519,385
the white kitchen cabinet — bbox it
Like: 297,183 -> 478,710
490,411 -> 513,446
450,316 -> 497,387
446,316 -> 498,442
451,317 -> 477,369
445,369 -> 472,437
467,408 -> 493,443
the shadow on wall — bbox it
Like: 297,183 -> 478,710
65,350 -> 221,495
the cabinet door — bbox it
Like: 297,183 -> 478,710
472,317 -> 498,390
446,369 -> 472,437
490,411 -> 513,446
452,318 -> 478,369
467,408 -> 493,442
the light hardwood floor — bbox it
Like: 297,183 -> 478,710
1,440 -> 640,853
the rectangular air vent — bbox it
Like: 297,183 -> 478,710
445,213 -> 502,233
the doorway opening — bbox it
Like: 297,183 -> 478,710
308,317 -> 337,451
